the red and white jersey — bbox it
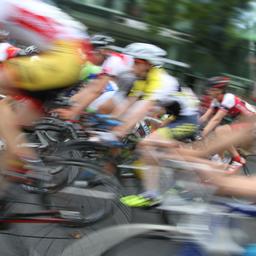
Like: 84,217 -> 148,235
211,93 -> 256,117
0,0 -> 88,51
0,42 -> 21,61
101,52 -> 134,77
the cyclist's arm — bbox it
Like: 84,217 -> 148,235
113,68 -> 162,136
70,75 -> 110,116
202,109 -> 227,137
199,108 -> 214,124
114,100 -> 155,137
112,96 -> 138,118
205,172 -> 256,198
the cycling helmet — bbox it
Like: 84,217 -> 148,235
90,34 -> 115,48
207,76 -> 230,89
25,45 -> 40,56
123,43 -> 167,66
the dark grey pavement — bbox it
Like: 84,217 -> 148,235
1,161 -> 256,256
0,183 -> 167,256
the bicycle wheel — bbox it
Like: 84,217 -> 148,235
25,143 -> 83,193
60,224 -> 202,256
41,162 -> 122,227
13,132 -> 82,192
54,139 -> 112,166
103,238 -> 206,256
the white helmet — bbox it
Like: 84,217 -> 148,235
90,34 -> 115,48
123,43 -> 167,66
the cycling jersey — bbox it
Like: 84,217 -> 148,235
0,0 -> 89,91
211,93 -> 256,118
166,87 -> 199,116
116,71 -> 137,96
0,0 -> 88,51
129,67 -> 179,99
80,62 -> 102,82
101,52 -> 134,77
88,80 -> 118,111
0,42 -> 21,61
129,67 -> 199,116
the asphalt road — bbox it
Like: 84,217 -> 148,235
0,177 -> 167,256
1,162 -> 256,256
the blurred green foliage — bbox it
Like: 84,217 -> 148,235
144,0 -> 251,75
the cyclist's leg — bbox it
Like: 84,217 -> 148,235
215,125 -> 243,162
120,130 -> 164,207
175,120 -> 254,159
97,97 -> 116,114
121,119 -> 198,207
90,91 -> 117,114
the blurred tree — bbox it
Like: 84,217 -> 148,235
144,0 -> 251,75
104,0 -> 114,8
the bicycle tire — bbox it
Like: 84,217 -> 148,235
41,162 -> 122,227
25,144 -> 84,193
54,139 -> 113,167
60,224 -> 199,256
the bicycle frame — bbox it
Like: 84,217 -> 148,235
0,210 -> 82,224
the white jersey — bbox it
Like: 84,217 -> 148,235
210,93 -> 256,117
0,42 -> 21,61
102,52 -> 134,77
0,0 -> 88,51
154,72 -> 199,116
163,86 -> 199,116
175,87 -> 199,116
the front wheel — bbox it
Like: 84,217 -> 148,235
41,162 -> 123,227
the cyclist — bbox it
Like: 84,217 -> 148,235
0,0 -> 89,172
109,43 -> 199,138
64,34 -> 114,101
80,34 -> 115,83
200,76 -> 256,170
55,37 -> 134,118
108,43 -> 199,207
79,34 -> 121,112
195,116 -> 256,198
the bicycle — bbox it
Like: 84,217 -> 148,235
68,159 -> 256,256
